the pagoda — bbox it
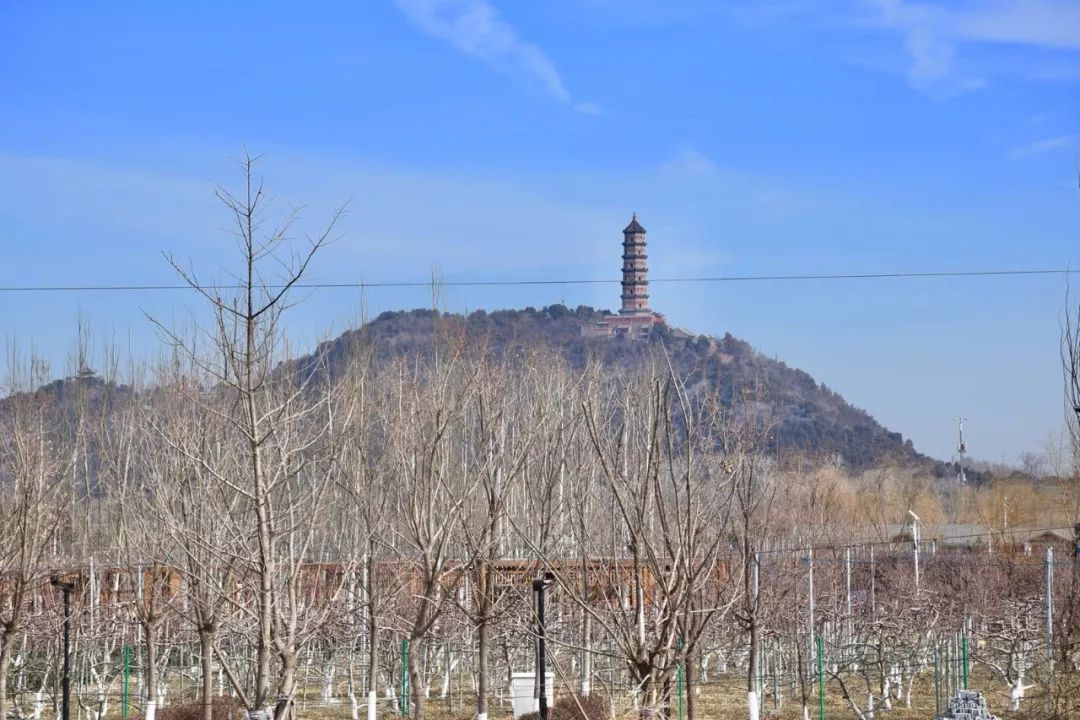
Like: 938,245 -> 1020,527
583,215 -> 666,338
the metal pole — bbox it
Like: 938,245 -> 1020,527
1047,546 -> 1054,700
51,578 -> 74,720
753,551 -> 760,715
933,644 -> 940,718
957,417 -> 967,484
62,587 -> 70,720
400,639 -> 408,716
816,636 -> 824,720
123,644 -> 131,720
909,510 -> 921,591
676,637 -> 684,720
772,637 -> 779,712
962,628 -> 969,689
807,548 -> 815,681
533,574 -> 554,720
944,638 -> 951,700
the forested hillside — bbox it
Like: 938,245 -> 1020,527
319,304 -> 939,473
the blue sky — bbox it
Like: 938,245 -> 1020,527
0,0 -> 1078,463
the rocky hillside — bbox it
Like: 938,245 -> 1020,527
318,305 -> 940,474
3,305 -> 953,476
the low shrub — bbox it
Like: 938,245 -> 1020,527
140,697 -> 243,720
518,694 -> 609,720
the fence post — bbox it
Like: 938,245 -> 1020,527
962,628 -> 969,690
933,644 -> 940,718
400,640 -> 409,716
676,637 -> 684,720
123,644 -> 131,720
817,636 -> 824,720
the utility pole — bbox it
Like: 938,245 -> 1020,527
909,510 -> 921,591
752,552 -> 761,720
956,417 -> 968,484
1046,546 -> 1054,704
51,576 -> 75,720
533,572 -> 555,720
806,548 -> 815,689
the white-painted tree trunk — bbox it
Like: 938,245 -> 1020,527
86,667 -> 110,720
748,691 -> 760,720
1010,675 -> 1028,711
145,699 -> 157,720
346,686 -> 358,720
32,688 -> 47,720
323,665 -> 337,705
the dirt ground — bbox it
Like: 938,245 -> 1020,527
290,672 -> 1025,720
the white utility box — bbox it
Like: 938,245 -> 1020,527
509,671 -> 554,719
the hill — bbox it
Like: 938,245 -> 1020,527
319,305 -> 945,474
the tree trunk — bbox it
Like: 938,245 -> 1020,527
409,639 -> 424,720
273,651 -> 297,720
477,615 -> 489,720
252,441 -> 274,716
747,617 -> 759,720
367,550 -> 378,720
199,627 -> 215,720
0,628 -> 15,720
145,623 -> 159,720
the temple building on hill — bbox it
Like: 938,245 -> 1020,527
583,214 -> 667,338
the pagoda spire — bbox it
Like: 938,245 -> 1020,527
620,214 -> 650,315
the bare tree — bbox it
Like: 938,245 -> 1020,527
386,342 -> 481,720
561,363 -> 736,719
141,351 -> 243,720
0,353 -> 68,720
153,152 -> 349,720
726,391 -> 776,720
335,337 -> 394,720
96,369 -> 179,720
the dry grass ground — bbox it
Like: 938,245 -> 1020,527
48,668 -> 1040,720
288,670 -> 1028,719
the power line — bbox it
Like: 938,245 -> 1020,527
0,268 -> 1076,293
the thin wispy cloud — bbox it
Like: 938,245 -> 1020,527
396,0 -> 599,114
659,145 -> 718,177
1009,135 -> 1076,158
870,0 -> 1080,96
574,101 -> 603,116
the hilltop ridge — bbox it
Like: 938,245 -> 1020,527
319,304 -> 944,474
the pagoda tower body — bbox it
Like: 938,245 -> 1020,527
581,214 -> 666,338
620,214 -> 651,315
